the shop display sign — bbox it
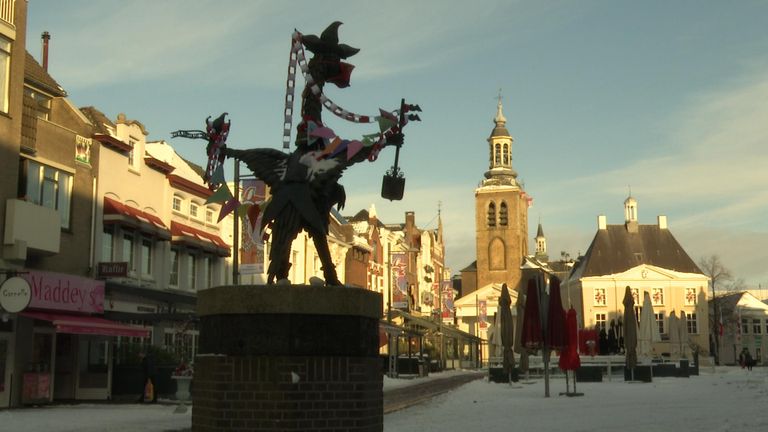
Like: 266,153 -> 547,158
97,262 -> 128,278
0,276 -> 32,313
21,270 -> 105,313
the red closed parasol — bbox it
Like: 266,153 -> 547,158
521,278 -> 542,350
559,308 -> 581,371
546,277 -> 567,351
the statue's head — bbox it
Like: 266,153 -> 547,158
302,22 -> 359,88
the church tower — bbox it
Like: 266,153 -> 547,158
473,97 -> 530,292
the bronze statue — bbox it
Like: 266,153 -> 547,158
182,22 -> 419,286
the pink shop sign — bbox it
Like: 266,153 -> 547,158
21,271 -> 105,313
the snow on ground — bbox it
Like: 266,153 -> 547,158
0,367 -> 765,431
0,402 -> 192,432
384,367 -> 768,432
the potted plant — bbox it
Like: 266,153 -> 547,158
171,361 -> 193,413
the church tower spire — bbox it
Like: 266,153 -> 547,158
469,94 -> 530,295
484,93 -> 517,185
534,222 -> 548,262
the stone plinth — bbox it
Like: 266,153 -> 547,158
192,285 -> 383,432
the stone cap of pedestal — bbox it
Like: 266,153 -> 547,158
198,284 -> 382,319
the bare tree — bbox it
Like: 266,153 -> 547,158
698,255 -> 732,365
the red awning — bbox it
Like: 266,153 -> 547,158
104,197 -> 170,239
171,221 -> 230,257
20,311 -> 150,338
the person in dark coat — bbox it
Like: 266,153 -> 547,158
608,320 -> 618,354
598,326 -> 609,355
739,348 -> 755,371
139,351 -> 158,403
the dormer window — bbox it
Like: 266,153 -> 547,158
190,202 -> 199,219
205,208 -> 214,224
172,195 -> 183,212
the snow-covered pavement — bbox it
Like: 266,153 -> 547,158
0,367 -> 765,431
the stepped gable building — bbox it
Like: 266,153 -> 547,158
461,98 -> 531,298
566,195 -> 710,359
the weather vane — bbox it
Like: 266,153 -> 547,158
173,22 -> 421,286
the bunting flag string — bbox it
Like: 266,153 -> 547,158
282,31 -> 402,149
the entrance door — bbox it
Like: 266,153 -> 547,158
75,336 -> 111,400
0,332 -> 13,407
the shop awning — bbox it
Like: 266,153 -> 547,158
20,311 -> 150,338
171,221 -> 230,257
103,197 -> 171,239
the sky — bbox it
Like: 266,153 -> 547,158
26,0 -> 768,287
1,367 -> 766,431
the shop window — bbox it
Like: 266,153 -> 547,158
79,337 -> 108,388
169,248 -> 180,286
205,256 -> 214,288
102,226 -> 114,261
20,159 -> 73,228
141,237 -> 153,276
188,254 -> 197,290
123,232 -> 135,271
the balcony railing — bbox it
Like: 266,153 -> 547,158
0,0 -> 14,25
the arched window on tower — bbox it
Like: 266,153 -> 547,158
487,202 -> 496,227
499,202 -> 508,226
494,144 -> 501,165
503,143 -> 509,165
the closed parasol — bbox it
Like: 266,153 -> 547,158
521,278 -> 542,351
622,286 -> 638,371
559,308 -> 581,371
513,286 -> 529,374
546,277 -> 567,351
559,307 -> 582,396
668,310 -> 680,359
678,311 -> 689,359
638,291 -> 660,361
499,283 -> 516,380
489,312 -> 503,360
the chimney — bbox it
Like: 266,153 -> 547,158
658,215 -> 668,230
41,31 -> 51,72
597,215 -> 607,230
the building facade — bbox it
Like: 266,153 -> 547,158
567,196 -> 710,360
462,99 -> 530,297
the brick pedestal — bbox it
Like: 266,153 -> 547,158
192,285 -> 383,432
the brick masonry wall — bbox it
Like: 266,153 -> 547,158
192,355 -> 383,432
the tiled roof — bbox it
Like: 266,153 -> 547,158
575,224 -> 702,277
80,106 -> 115,135
24,52 -> 66,97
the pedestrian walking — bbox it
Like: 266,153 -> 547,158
139,351 -> 158,403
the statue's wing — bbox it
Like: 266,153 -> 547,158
224,148 -> 288,187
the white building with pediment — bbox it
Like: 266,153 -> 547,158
566,196 -> 710,359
